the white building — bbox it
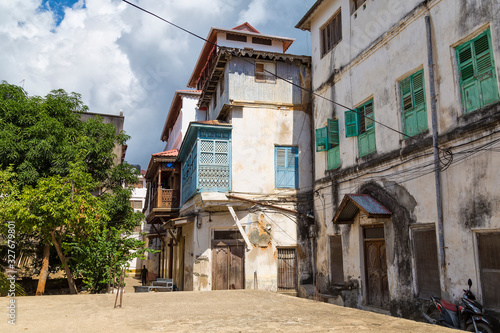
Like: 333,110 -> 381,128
147,23 -> 314,292
297,0 -> 500,320
127,169 -> 147,275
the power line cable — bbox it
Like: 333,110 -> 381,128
121,0 -> 426,143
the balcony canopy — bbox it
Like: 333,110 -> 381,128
332,194 -> 392,224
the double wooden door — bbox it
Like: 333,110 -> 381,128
212,242 -> 244,290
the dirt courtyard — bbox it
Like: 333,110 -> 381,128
1,288 -> 456,332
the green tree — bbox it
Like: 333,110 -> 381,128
0,82 -> 142,295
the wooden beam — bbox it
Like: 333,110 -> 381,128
227,206 -> 253,251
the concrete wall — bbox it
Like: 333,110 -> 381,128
305,0 -> 500,318
180,208 -> 300,292
165,95 -> 206,151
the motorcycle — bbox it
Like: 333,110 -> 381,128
422,279 -> 494,333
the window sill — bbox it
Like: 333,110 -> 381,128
399,129 -> 430,147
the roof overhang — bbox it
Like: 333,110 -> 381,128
145,150 -> 179,179
161,90 -> 201,142
333,194 -> 392,224
188,27 -> 295,88
295,0 -> 326,31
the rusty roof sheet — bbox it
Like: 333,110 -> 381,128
333,194 -> 392,224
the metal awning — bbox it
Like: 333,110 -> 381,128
168,215 -> 195,226
332,194 -> 392,224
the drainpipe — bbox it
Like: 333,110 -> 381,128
425,15 -> 446,290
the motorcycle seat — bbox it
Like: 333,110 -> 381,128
440,299 -> 457,312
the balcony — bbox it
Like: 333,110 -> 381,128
151,189 -> 180,210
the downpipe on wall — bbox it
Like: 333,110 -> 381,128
425,14 -> 447,294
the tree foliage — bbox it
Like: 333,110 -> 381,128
0,81 -> 144,294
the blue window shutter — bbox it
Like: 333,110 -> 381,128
328,119 -> 339,147
345,110 -> 359,137
275,147 -> 298,188
316,127 -> 328,152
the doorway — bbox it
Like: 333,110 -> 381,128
363,225 -> 389,308
212,230 -> 245,290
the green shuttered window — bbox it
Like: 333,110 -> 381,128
316,119 -> 341,170
316,127 -> 328,152
400,69 -> 428,137
345,99 -> 376,157
275,146 -> 298,189
457,29 -> 499,114
316,119 -> 339,152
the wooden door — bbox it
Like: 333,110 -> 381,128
212,244 -> 245,290
277,248 -> 297,290
364,226 -> 389,308
228,244 -> 244,289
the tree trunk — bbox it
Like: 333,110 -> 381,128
35,242 -> 51,296
50,230 -> 78,294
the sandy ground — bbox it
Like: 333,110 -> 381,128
2,280 -> 456,333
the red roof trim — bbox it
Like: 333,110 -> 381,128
152,149 -> 179,157
232,22 -> 260,33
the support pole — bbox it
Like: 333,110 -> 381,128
426,15 -> 447,289
227,206 -> 253,250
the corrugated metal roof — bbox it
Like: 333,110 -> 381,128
333,194 -> 392,224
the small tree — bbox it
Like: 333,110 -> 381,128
0,82 -> 144,294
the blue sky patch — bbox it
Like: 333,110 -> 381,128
40,0 -> 84,26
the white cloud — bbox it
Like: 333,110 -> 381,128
0,0 -> 314,169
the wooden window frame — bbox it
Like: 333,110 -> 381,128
330,235 -> 344,285
345,99 -> 376,157
320,9 -> 342,58
255,61 -> 276,83
411,226 -> 441,299
275,146 -> 298,189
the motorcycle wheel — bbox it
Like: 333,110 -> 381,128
465,322 -> 494,333
422,304 -> 441,324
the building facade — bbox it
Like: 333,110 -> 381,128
150,23 -> 315,292
297,0 -> 500,318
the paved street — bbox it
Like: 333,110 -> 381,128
2,288 -> 455,332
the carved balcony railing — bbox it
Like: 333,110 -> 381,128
151,189 -> 180,210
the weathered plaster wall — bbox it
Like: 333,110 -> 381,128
231,106 -> 312,194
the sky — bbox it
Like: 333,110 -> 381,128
0,0 -> 315,170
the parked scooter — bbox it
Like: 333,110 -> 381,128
422,279 -> 494,332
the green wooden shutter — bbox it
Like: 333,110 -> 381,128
457,29 -> 499,113
327,145 -> 340,170
412,70 -> 428,133
364,101 -> 374,131
345,110 -> 359,137
400,69 -> 427,137
316,127 -> 328,152
328,119 -> 339,147
474,31 -> 499,106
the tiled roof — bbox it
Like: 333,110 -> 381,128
152,149 -> 179,157
140,170 -> 146,176
191,120 -> 231,126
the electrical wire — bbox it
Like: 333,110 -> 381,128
121,0 -> 427,143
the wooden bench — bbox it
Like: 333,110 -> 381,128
134,278 -> 173,293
